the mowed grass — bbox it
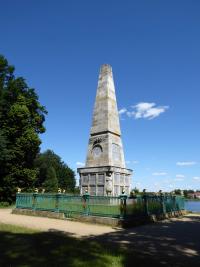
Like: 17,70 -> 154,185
0,223 -> 123,267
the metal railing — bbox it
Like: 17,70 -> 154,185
16,193 -> 185,219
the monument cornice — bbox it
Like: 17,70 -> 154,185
78,165 -> 133,175
90,130 -> 121,137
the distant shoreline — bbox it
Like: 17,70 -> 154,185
185,199 -> 200,201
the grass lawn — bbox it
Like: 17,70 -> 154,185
0,223 -> 123,267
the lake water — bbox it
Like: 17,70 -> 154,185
185,200 -> 200,212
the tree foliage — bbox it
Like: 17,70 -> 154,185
34,150 -> 76,192
174,189 -> 182,195
42,167 -> 58,192
0,55 -> 47,202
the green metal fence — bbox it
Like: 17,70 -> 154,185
16,193 -> 185,219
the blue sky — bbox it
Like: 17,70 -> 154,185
1,0 -> 200,191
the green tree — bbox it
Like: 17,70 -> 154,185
42,167 -> 58,192
174,189 -> 182,195
34,150 -> 76,192
133,187 -> 140,194
0,55 -> 47,203
183,190 -> 188,198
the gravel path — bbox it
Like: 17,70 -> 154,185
0,209 -> 116,237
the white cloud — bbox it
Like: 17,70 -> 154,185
121,102 -> 169,120
126,111 -> 134,117
176,174 -> 185,178
129,102 -> 169,120
152,172 -> 167,176
193,177 -> 200,180
125,160 -> 139,165
174,178 -> 184,181
76,161 -> 85,167
174,174 -> 185,181
118,108 -> 127,115
163,179 -> 170,183
176,161 -> 197,166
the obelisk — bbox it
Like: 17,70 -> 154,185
77,64 -> 132,196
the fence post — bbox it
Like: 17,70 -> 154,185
82,192 -> 90,215
55,193 -> 61,212
32,193 -> 37,210
172,195 -> 176,211
160,193 -> 166,214
119,191 -> 127,219
169,193 -> 174,213
143,190 -> 149,216
16,192 -> 20,208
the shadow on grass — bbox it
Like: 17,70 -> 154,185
0,227 -> 122,267
0,215 -> 200,267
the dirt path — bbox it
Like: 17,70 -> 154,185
0,209 -> 117,237
0,209 -> 199,238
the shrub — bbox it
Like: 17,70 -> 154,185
0,201 -> 10,207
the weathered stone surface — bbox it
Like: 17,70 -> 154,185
90,64 -> 121,136
12,208 -> 65,219
78,64 -> 133,196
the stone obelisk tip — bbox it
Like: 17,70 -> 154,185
100,64 -> 112,75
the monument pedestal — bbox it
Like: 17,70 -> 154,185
78,166 -> 132,196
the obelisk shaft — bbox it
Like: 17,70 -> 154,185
90,64 -> 121,136
85,64 -> 125,168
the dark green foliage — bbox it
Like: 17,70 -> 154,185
0,202 -> 10,207
0,55 -> 47,203
34,150 -> 76,192
183,190 -> 188,198
42,167 -> 58,192
174,189 -> 182,195
73,186 -> 80,195
183,189 -> 196,198
132,187 -> 140,194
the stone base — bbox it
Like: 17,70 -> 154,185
121,210 -> 188,228
78,165 -> 132,196
12,208 -> 187,228
12,208 -> 65,219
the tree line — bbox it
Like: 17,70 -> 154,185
0,55 -> 76,204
